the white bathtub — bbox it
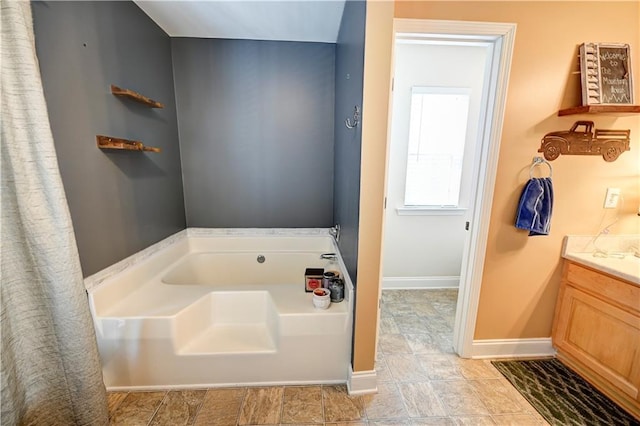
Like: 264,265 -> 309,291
86,228 -> 354,390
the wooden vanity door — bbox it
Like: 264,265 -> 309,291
553,284 -> 640,400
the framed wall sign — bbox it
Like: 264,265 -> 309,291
580,43 -> 634,105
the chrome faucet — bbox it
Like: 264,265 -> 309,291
320,253 -> 337,261
329,224 -> 340,242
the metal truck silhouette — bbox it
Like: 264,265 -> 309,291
538,121 -> 630,162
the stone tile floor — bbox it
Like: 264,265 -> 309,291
107,289 -> 549,425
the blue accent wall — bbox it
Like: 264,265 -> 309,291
32,1 -> 186,276
333,0 -> 366,283
172,38 -> 336,228
33,1 -> 364,279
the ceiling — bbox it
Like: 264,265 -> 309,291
133,1 -> 346,43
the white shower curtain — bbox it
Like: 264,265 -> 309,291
1,2 -> 109,424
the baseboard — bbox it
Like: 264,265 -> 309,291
346,365 -> 377,395
382,276 -> 459,289
470,338 -> 556,359
107,378 -> 346,392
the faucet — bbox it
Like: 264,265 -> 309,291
329,224 -> 340,242
320,253 -> 337,261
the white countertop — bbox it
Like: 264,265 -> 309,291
562,235 -> 640,285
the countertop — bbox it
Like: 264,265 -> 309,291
562,235 -> 640,286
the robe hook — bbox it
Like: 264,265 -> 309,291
345,105 -> 360,129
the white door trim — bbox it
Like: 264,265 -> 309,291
392,19 -> 517,358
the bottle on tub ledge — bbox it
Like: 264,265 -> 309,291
322,271 -> 337,289
329,277 -> 344,303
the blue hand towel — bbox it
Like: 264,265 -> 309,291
515,177 -> 554,236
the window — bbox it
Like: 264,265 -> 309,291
404,87 -> 471,208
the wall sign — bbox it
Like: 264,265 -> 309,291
580,43 -> 634,105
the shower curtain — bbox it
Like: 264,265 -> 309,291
1,2 -> 109,424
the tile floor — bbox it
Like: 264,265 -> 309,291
107,289 -> 549,425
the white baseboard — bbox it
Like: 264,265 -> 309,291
382,276 -> 459,289
470,338 -> 556,359
346,365 -> 377,395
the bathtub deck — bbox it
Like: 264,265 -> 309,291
101,282 -> 349,318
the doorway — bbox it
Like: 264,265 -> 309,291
380,19 -> 516,358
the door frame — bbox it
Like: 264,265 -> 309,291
389,19 -> 517,358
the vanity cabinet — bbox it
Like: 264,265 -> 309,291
552,260 -> 640,419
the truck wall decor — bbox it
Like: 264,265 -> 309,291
538,121 -> 630,162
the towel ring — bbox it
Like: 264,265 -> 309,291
529,156 -> 553,179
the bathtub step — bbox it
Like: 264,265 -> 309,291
178,323 -> 277,355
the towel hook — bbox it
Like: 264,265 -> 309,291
530,156 -> 553,179
345,105 -> 360,129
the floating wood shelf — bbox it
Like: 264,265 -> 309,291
558,105 -> 640,116
110,84 -> 164,108
96,135 -> 161,153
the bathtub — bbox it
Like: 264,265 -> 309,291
86,228 -> 353,390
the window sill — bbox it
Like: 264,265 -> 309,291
396,207 -> 468,216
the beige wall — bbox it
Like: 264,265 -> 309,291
393,1 -> 640,340
353,0 -> 394,371
354,0 -> 639,373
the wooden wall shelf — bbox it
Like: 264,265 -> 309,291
111,84 -> 164,108
96,135 -> 161,153
558,105 -> 640,116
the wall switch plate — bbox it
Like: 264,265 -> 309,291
604,187 -> 621,209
